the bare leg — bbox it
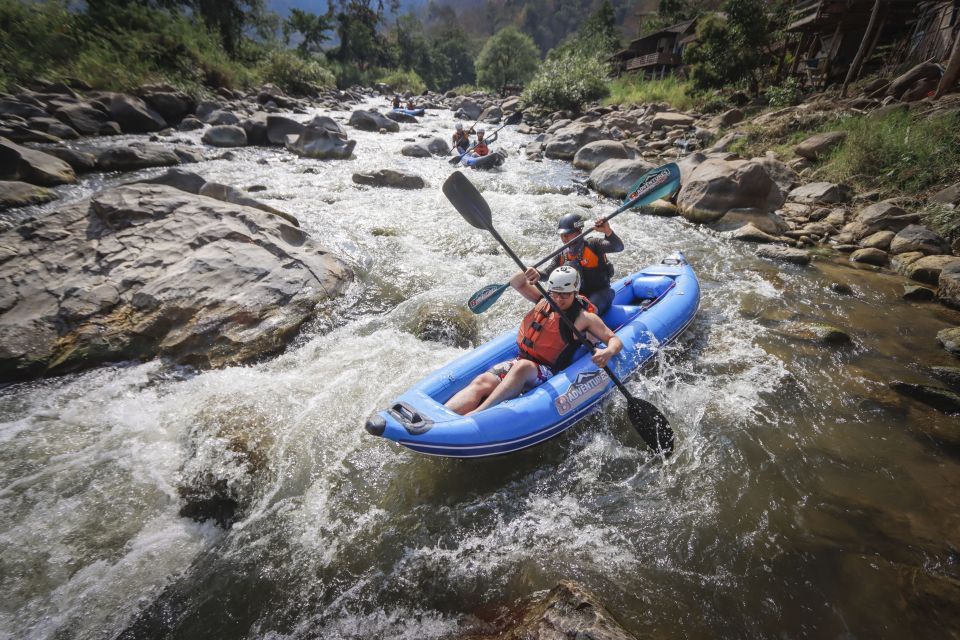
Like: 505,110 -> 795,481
445,373 -> 499,415
469,360 -> 539,415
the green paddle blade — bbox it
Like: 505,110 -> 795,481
442,171 -> 492,230
622,162 -> 681,209
467,282 -> 509,314
627,395 -> 674,455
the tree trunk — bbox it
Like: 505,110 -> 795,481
935,25 -> 960,98
841,0 -> 883,97
822,19 -> 845,90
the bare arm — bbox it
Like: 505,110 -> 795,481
509,267 -> 543,303
577,313 -> 623,368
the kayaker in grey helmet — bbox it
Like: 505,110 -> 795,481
518,213 -> 624,315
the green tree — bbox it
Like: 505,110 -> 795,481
283,7 -> 333,56
475,26 -> 539,92
332,0 -> 397,66
579,0 -> 619,57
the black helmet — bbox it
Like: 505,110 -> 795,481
557,213 -> 584,234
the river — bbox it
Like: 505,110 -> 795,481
1,97 -> 959,639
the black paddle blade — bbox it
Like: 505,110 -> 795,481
627,396 -> 674,456
442,171 -> 492,230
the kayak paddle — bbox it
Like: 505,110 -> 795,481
442,170 -> 675,456
449,110 -> 523,165
466,162 -> 682,314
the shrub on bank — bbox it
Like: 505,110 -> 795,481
257,50 -> 335,95
604,76 -> 698,112
522,53 -> 609,112
378,69 -> 427,94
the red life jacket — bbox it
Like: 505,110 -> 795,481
517,296 -> 596,368
474,140 -> 489,156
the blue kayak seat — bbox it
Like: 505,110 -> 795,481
632,275 -> 674,304
603,304 -> 642,330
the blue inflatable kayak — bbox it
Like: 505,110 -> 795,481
392,107 -> 425,117
461,149 -> 506,170
365,253 -> 699,457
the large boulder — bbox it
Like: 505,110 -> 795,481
402,137 -> 449,157
352,169 -> 425,189
588,158 -> 656,198
573,140 -> 629,171
889,224 -> 951,255
348,109 -> 399,133
53,102 -> 111,135
0,137 -> 76,186
42,146 -> 97,173
202,109 -> 240,126
850,247 -> 888,266
202,125 -> 247,147
96,144 -> 180,172
938,261 -> 960,310
889,62 -> 942,99
305,114 -> 347,138
0,184 -> 350,382
265,115 -> 303,145
938,327 -> 960,356
788,182 -> 852,205
931,182 -> 960,206
139,85 -> 195,124
651,111 -> 695,128
842,200 -> 920,240
450,97 -> 481,120
0,180 -> 57,211
140,168 -> 207,194
285,126 -> 356,160
794,131 -> 847,160
107,93 -> 167,133
906,255 -> 960,285
543,123 -> 604,160
677,159 -> 785,224
756,245 -> 811,265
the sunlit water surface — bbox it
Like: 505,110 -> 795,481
1,98 -> 959,639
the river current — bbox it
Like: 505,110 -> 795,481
1,98 -> 959,639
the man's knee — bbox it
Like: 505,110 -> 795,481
472,372 -> 500,394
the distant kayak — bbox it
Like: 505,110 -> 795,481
461,150 -> 506,170
365,253 -> 700,457
392,107 -> 425,117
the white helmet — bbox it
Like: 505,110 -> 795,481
455,122 -> 463,130
476,127 -> 485,134
546,266 -> 580,293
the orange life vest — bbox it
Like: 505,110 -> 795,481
517,296 -> 596,368
474,141 -> 489,156
560,244 -> 603,269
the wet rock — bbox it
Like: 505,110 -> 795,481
201,125 -> 247,147
860,230 -> 895,250
938,261 -> 960,310
588,158 -> 655,198
0,137 -> 76,186
407,301 -> 478,349
26,116 -> 80,140
573,140 -> 629,171
906,255 -> 960,285
732,223 -> 778,243
889,224 -> 951,256
348,109 -> 399,133
830,282 -> 854,295
54,102 -> 110,135
461,581 -> 638,640
140,167 -> 206,194
892,251 -> 925,275
286,126 -> 356,160
0,180 -> 57,210
402,137 -> 449,157
99,121 -> 122,136
107,93 -> 167,133
843,200 -> 919,241
543,123 -> 604,160
930,366 -> 960,389
794,131 -> 847,160
0,183 -> 350,382
890,382 -> 960,414
202,109 -> 240,126
173,146 -> 204,164
641,199 -> 679,216
677,158 -> 785,224
0,124 -> 61,144
778,321 -> 852,345
401,143 -> 431,158
352,169 -> 425,189
0,99 -> 48,119
178,117 -> 203,131
96,144 -> 180,172
198,182 -> 300,226
756,245 -> 812,265
139,85 -> 194,125
788,182 -> 852,205
480,105 -> 502,123
938,327 -> 960,356
903,284 -> 935,301
850,247 -> 888,266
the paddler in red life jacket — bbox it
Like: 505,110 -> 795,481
406,98 -> 416,110
391,94 -> 401,109
445,265 -> 623,416
452,122 -> 471,153
469,127 -> 489,157
533,213 -> 624,316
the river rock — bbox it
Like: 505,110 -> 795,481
202,125 -> 247,147
41,146 -> 96,173
938,261 -> 960,309
573,140 -> 629,171
677,159 -> 785,224
349,109 -> 399,133
0,99 -> 48,119
203,109 -> 240,126
843,200 -> 919,240
788,182 -> 852,204
931,182 -> 960,206
588,158 -> 656,198
651,111 -> 695,128
906,255 -> 960,285
480,105 -> 502,123
543,123 -> 604,160
198,182 -> 300,226
755,156 -> 799,194
352,169 -> 424,189
263,115 -> 303,145
286,126 -> 356,160
407,301 -> 478,349
892,251 -> 925,275
860,230 -> 895,250
140,167 -> 206,193
889,62 -> 942,99
107,93 -> 167,133
938,327 -> 960,356
28,117 -> 80,140
794,131 -> 847,160
178,117 -> 203,131
401,143 -> 431,158
889,224 -> 951,256
890,382 -> 960,414
732,223 -> 778,243
450,97 -> 481,120
642,199 -> 679,216
0,180 -> 57,210
931,366 -> 960,389
54,102 -> 110,135
0,137 -> 76,186
96,143 -> 180,171
903,284 -> 936,301
0,123 -> 61,144
850,247 -> 888,266
0,183 -> 350,382
756,245 -> 812,265
778,321 -> 852,345
461,581 -> 638,640
139,85 -> 194,124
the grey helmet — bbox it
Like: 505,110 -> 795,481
557,213 -> 584,234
